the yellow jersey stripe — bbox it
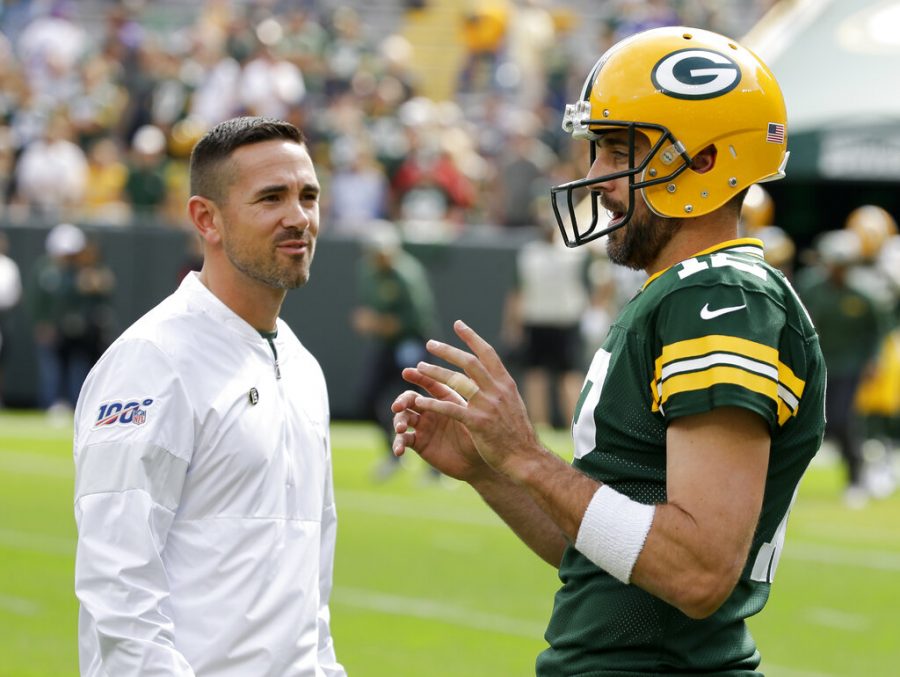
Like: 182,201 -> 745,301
655,335 -> 776,379
656,365 -> 792,422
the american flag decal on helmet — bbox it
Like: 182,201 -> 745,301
766,122 -> 785,144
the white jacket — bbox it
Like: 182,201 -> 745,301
74,272 -> 345,676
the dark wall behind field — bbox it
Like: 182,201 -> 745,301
1,224 -> 524,418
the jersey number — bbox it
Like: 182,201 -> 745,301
677,252 -> 768,281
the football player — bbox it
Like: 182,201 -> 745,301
392,26 -> 825,674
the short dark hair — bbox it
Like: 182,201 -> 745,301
189,116 -> 306,203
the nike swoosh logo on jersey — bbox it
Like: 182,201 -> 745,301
700,302 -> 747,320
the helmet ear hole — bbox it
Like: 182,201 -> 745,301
689,145 -> 717,174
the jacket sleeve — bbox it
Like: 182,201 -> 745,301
74,338 -> 196,675
316,424 -> 347,676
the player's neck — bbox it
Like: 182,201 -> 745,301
645,212 -> 739,276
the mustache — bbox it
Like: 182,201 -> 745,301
273,229 -> 311,245
599,195 -> 626,214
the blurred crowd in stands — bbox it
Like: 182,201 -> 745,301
0,0 -> 776,234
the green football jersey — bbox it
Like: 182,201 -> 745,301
537,239 -> 826,676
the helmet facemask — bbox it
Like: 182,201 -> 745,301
550,118 -> 691,248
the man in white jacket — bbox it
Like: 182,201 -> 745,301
73,116 -> 346,676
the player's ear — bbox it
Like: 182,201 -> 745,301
188,195 -> 223,245
690,144 -> 717,174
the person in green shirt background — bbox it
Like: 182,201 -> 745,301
352,221 -> 438,481
796,226 -> 891,507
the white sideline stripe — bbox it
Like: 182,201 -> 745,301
760,665 -> 833,677
0,529 -> 74,557
786,542 -> 900,572
0,594 -> 40,616
805,607 -> 870,632
0,450 -> 73,478
0,417 -> 73,439
333,586 -> 546,639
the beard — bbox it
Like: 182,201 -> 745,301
222,228 -> 314,290
604,197 -> 682,271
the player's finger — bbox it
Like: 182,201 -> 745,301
414,362 -> 480,400
424,338 -> 493,390
391,388 -> 422,413
401,366 -> 466,404
412,393 -> 467,422
452,320 -> 509,378
392,429 -> 417,457
393,408 -> 420,431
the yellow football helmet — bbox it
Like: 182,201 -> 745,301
551,26 -> 789,247
844,205 -> 897,260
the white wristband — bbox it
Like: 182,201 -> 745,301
575,484 -> 655,584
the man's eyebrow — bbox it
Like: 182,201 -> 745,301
251,183 -> 320,197
253,184 -> 288,197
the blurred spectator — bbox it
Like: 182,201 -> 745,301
796,229 -> 887,508
161,117 -> 204,229
502,220 -> 591,428
0,230 -> 23,407
186,40 -> 241,127
81,135 -> 130,226
390,114 -> 476,233
73,238 -> 117,366
322,6 -> 375,97
328,135 -> 390,233
124,124 -> 168,223
505,0 -> 556,108
847,207 -> 900,500
67,53 -> 128,148
491,109 -> 556,227
26,223 -> 91,413
239,27 -> 306,119
350,222 -> 438,481
13,111 -> 88,221
278,9 -> 330,100
457,0 -> 509,97
15,3 -> 87,106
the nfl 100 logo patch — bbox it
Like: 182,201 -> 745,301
94,398 -> 155,427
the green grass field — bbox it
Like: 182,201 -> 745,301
1,410 -> 899,676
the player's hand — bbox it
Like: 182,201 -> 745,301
391,374 -> 488,483
408,320 -> 542,481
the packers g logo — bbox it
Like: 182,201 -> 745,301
651,49 -> 741,100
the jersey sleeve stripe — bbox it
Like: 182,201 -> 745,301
660,352 -> 778,382
650,335 -> 806,424
655,335 -> 776,373
777,361 -> 806,400
655,365 -> 783,415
